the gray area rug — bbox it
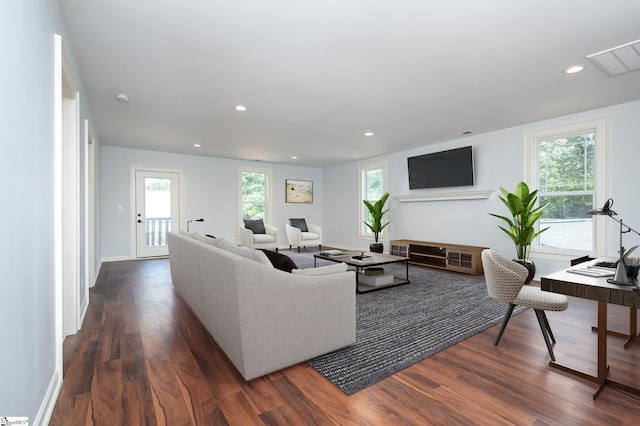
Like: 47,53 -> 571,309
286,248 -> 527,395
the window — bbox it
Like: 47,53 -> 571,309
359,162 -> 386,237
525,118 -> 607,257
239,167 -> 271,223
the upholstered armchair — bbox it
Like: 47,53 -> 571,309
481,249 -> 568,361
240,219 -> 278,252
285,218 -> 322,252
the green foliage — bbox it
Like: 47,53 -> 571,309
242,171 -> 266,219
538,134 -> 595,219
363,192 -> 390,242
489,182 -> 549,261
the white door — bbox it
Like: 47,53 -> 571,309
135,170 -> 180,257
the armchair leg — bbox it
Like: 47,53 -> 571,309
495,304 -> 516,345
298,246 -> 300,253
534,309 -> 556,361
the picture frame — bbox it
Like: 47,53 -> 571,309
286,179 -> 313,203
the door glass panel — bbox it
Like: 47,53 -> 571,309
144,177 -> 171,247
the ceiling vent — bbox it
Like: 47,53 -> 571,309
587,39 -> 640,77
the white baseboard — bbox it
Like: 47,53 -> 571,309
34,369 -> 62,426
101,255 -> 132,263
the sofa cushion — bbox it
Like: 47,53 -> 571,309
193,232 -> 218,246
289,218 -> 308,232
292,263 -> 348,276
253,234 -> 276,243
259,249 -> 298,272
244,219 -> 266,234
300,232 -> 319,241
217,239 -> 272,266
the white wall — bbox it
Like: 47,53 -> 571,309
100,146 -> 323,259
0,0 -> 98,422
323,100 -> 640,277
102,101 -> 640,277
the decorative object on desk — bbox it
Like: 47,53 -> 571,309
352,252 -> 373,261
286,179 -> 313,203
363,192 -> 390,253
624,257 -> 640,279
186,218 -> 204,232
586,198 -> 640,285
489,182 -> 549,283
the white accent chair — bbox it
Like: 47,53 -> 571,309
481,249 -> 568,361
286,219 -> 322,252
239,220 -> 278,252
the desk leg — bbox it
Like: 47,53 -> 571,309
593,301 -> 608,399
624,308 -> 639,348
549,301 -> 609,400
591,307 -> 640,347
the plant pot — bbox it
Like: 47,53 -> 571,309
513,259 -> 535,284
369,242 -> 384,253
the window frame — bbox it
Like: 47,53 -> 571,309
238,166 -> 272,229
524,118 -> 608,260
359,161 -> 387,239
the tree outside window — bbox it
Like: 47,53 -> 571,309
537,133 -> 595,251
241,169 -> 269,220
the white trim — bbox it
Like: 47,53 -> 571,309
34,370 -> 62,426
394,189 -> 494,202
53,32 -> 64,403
524,117 -> 608,258
102,256 -> 134,263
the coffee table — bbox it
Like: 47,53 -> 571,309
314,250 -> 410,293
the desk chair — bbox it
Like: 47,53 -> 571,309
482,249 -> 568,361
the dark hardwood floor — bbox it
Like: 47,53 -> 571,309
50,258 -> 640,425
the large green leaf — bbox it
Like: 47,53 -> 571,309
489,182 -> 549,261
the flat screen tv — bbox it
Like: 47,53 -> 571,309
407,146 -> 474,189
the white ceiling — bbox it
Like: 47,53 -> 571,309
59,0 -> 640,167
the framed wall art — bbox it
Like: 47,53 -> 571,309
286,179 -> 313,203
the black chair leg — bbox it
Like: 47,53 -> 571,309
540,310 -> 556,343
495,304 -> 516,345
534,309 -> 556,361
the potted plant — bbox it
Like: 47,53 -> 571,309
489,182 -> 549,283
363,192 -> 391,253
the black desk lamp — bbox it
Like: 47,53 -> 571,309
187,218 -> 204,232
586,199 -> 640,285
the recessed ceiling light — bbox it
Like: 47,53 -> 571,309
364,132 -> 374,136
234,105 -> 247,111
193,144 -> 201,148
291,156 -> 298,159
564,65 -> 585,74
115,93 -> 129,102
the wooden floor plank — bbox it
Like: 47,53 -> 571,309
51,258 -> 640,424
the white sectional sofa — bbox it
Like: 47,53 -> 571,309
167,231 -> 356,380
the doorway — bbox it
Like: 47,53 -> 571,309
134,169 -> 181,257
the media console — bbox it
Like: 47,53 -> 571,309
390,239 -> 487,275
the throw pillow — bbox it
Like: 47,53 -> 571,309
259,249 -> 298,273
244,218 -> 266,234
292,263 -> 348,276
289,218 -> 308,232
